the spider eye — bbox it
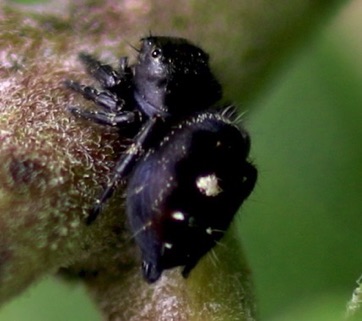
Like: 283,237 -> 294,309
151,48 -> 162,58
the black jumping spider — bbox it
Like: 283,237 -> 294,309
66,36 -> 257,283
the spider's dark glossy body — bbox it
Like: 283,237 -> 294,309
66,36 -> 257,283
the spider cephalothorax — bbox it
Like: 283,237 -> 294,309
66,36 -> 257,283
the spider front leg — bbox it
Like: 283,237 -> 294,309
79,53 -> 132,90
86,117 -> 163,224
69,105 -> 140,127
65,79 -> 142,127
65,80 -> 122,112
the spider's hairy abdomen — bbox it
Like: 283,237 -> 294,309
126,112 -> 256,282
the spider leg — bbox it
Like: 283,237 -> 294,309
69,106 -> 138,127
79,52 -> 123,89
65,80 -> 122,112
86,117 -> 162,224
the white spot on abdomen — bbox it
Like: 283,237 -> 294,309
196,173 -> 222,197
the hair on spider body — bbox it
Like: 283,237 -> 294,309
66,36 -> 257,283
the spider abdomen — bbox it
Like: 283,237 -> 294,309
126,112 -> 257,283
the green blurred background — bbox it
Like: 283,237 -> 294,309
1,1 -> 362,320
242,2 -> 362,319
